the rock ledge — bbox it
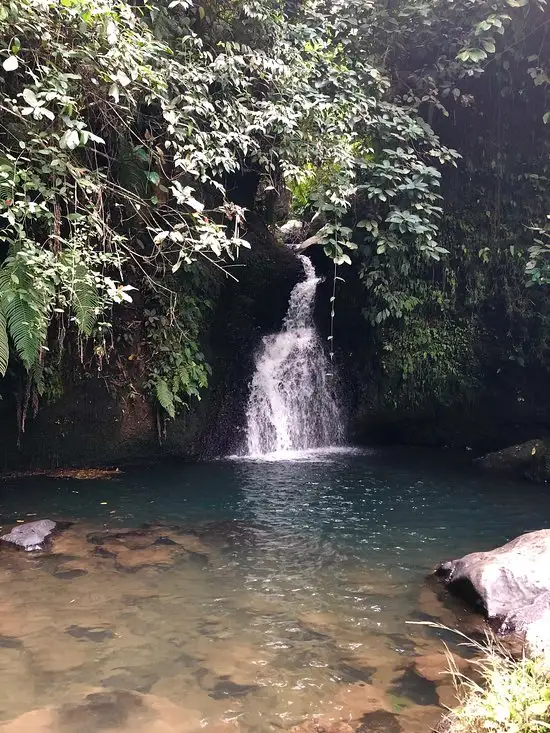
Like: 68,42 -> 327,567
435,529 -> 550,654
0,519 -> 57,552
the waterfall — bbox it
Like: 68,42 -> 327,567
244,255 -> 343,456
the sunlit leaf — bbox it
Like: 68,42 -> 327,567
2,55 -> 18,71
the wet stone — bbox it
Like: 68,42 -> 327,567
197,620 -> 228,638
287,623 -> 330,642
87,529 -> 141,545
0,520 -> 56,552
0,690 -> 206,733
154,536 -> 178,546
356,710 -> 402,733
385,634 -> 417,657
389,666 -> 439,707
336,663 -> 376,684
408,609 -> 441,625
54,569 -> 88,580
290,723 -> 354,733
208,678 -> 259,700
67,625 -> 115,642
0,635 -> 22,649
57,690 -> 151,733
101,667 -> 159,694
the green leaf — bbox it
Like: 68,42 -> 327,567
22,88 -> 38,106
527,702 -> 549,716
116,70 -> 131,87
457,47 -> 488,63
506,0 -> 528,6
59,129 -> 80,150
147,171 -> 160,185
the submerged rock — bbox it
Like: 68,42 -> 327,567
435,529 -> 550,652
290,723 -> 354,733
356,710 -> 402,733
0,519 -> 57,551
86,526 -> 209,572
66,625 -> 115,642
389,666 -> 439,707
0,689 -> 239,733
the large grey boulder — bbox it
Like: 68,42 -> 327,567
435,529 -> 550,653
0,519 -> 57,551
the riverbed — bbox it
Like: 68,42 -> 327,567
0,447 -> 545,732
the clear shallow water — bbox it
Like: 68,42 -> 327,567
0,448 -> 548,732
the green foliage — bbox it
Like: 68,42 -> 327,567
381,314 -> 478,410
527,216 -> 550,286
154,379 -> 176,420
0,246 -> 54,372
1,0 -> 548,424
327,0 -> 550,403
450,646 -> 550,733
415,624 -> 550,733
0,0 -> 459,418
143,275 -> 214,418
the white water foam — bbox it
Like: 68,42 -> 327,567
230,447 -> 369,463
244,255 -> 343,456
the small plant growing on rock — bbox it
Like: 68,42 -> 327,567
415,623 -> 550,733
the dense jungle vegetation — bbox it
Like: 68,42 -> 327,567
0,0 -> 548,446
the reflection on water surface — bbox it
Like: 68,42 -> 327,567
0,448 -> 546,732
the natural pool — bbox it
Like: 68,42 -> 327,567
0,447 -> 547,733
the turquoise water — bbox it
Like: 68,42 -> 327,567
0,447 -> 547,732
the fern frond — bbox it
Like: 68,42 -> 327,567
72,273 -> 101,336
155,378 -> 175,418
1,291 -> 43,370
29,360 -> 45,396
0,257 -> 50,371
0,180 -> 13,200
0,307 -> 9,376
60,250 -> 102,336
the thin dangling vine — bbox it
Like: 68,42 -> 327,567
328,259 -> 337,373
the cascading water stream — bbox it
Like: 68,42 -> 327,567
244,255 -> 343,456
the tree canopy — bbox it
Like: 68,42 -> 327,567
0,0 -> 548,427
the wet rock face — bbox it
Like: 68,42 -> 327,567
474,439 -> 546,476
435,529 -> 550,651
0,520 -> 57,551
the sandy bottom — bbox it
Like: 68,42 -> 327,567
0,522 -> 479,733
